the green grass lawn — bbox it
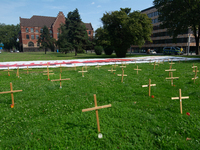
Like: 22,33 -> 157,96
0,60 -> 200,149
1,51 -> 199,62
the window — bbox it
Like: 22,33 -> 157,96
88,31 -> 91,35
36,35 -> 39,39
26,35 -> 29,39
28,41 -> 34,47
31,35 -> 34,39
57,33 -> 59,39
37,42 -> 40,46
31,28 -> 34,33
49,30 -> 52,34
36,30 -> 39,33
26,28 -> 29,33
40,29 -> 43,33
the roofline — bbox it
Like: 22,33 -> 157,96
141,6 -> 155,12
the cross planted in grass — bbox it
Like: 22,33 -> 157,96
142,79 -> 156,96
82,94 -> 112,138
51,74 -> 70,88
0,82 -> 22,107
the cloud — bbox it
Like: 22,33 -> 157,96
97,5 -> 101,8
91,2 -> 95,5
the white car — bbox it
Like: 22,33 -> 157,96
150,50 -> 157,54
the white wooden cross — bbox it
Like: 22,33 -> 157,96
142,79 -> 156,96
165,72 -> 179,86
23,66 -> 32,74
78,67 -> 87,77
0,82 -> 23,107
51,74 -> 70,88
95,64 -> 101,70
82,94 -> 111,137
4,67 -> 13,76
108,68 -> 116,73
171,89 -> 189,114
117,69 -> 127,83
134,66 -> 141,74
192,67 -> 198,83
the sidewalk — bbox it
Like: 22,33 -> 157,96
0,56 -> 199,70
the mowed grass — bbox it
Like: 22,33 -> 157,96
2,51 -> 199,62
0,60 -> 200,149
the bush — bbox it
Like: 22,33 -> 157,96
94,46 -> 103,55
104,46 -> 114,55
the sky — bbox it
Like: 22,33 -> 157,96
0,0 -> 154,31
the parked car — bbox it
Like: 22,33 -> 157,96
163,47 -> 181,55
150,50 -> 157,54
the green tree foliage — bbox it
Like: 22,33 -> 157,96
94,46 -> 103,55
0,23 -> 20,50
99,8 -> 152,57
57,8 -> 91,56
37,25 -> 56,54
153,0 -> 200,55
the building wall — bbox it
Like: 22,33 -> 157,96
52,12 -> 65,40
132,6 -> 198,53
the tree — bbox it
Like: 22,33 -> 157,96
57,8 -> 90,56
37,25 -> 56,54
0,24 -> 20,50
99,8 -> 152,57
153,0 -> 200,55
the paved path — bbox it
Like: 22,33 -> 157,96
0,56 -> 199,70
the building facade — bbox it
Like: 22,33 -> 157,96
132,6 -> 197,53
19,11 -> 93,52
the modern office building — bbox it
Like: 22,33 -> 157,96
132,6 -> 197,53
19,11 -> 93,52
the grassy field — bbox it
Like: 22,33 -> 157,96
1,51 -> 199,62
0,59 -> 200,149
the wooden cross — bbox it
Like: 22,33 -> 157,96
108,68 -> 116,73
171,89 -> 189,114
78,67 -> 87,77
59,64 -> 63,73
192,67 -> 198,83
112,62 -> 118,69
165,72 -> 179,86
134,66 -> 141,74
23,66 -> 32,74
43,63 -> 53,73
95,64 -> 101,70
169,60 -> 175,65
192,64 -> 199,73
152,61 -> 158,70
51,74 -> 70,88
16,67 -> 19,78
0,82 -> 22,106
4,67 -> 13,76
85,64 -> 89,71
120,62 -> 126,68
82,94 -> 111,134
165,65 -> 176,77
117,69 -> 127,83
149,60 -> 151,65
43,64 -> 54,80
74,64 -> 76,71
142,79 -> 156,96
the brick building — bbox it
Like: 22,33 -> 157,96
132,6 -> 198,53
19,11 -> 93,52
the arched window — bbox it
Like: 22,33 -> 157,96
28,41 -> 34,47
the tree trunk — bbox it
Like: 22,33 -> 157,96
45,48 -> 47,54
75,48 -> 77,56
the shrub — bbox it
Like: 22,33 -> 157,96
104,46 -> 114,55
94,46 -> 103,55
